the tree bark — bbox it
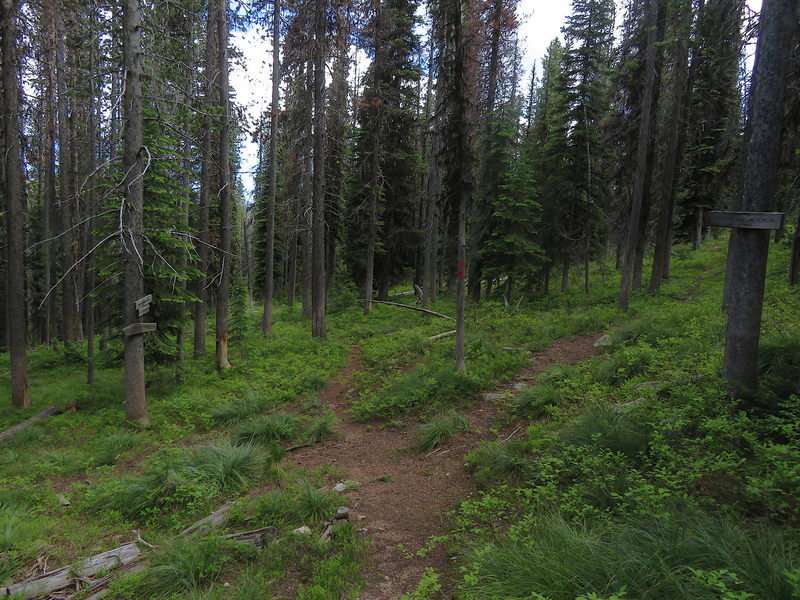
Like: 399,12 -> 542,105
122,0 -> 149,427
618,0 -> 661,311
262,0 -> 280,337
215,0 -> 232,370
650,2 -> 691,293
2,0 -> 30,408
311,0 -> 327,339
194,1 -> 217,359
791,211 -> 800,285
55,2 -> 77,347
722,0 -> 796,395
86,11 -> 98,385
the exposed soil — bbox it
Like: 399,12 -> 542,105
286,334 -> 600,599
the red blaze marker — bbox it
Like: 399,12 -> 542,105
457,261 -> 465,279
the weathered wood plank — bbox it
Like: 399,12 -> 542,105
122,322 -> 157,337
705,211 -> 785,230
2,543 -> 140,599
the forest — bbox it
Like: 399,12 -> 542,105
1,0 -> 800,598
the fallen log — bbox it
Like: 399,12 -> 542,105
2,543 -> 140,599
178,502 -> 234,536
5,505 -> 266,600
427,329 -> 456,341
364,299 -> 455,321
0,405 -> 62,444
70,527 -> 277,600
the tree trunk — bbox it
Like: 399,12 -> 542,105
177,10 -> 194,373
561,258 -> 569,293
791,211 -> 800,285
2,0 -> 30,407
619,0 -> 661,311
311,0 -> 327,339
122,0 -> 148,426
692,206 -> 703,250
262,0 -> 280,337
650,2 -> 691,293
194,2 -> 217,359
215,0 -> 232,370
286,227 -> 297,307
421,32 -> 437,309
722,0 -> 796,394
86,12 -> 97,385
55,2 -> 76,347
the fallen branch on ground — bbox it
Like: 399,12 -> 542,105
364,299 -> 455,321
6,505 -> 273,600
427,329 -> 456,341
0,405 -> 62,444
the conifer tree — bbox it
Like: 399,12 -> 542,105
561,0 -> 615,294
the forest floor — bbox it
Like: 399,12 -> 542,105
289,334 -> 599,598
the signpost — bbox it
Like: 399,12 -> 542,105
135,294 -> 152,317
705,211 -> 785,231
125,294 -> 156,338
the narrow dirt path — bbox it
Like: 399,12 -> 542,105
288,334 -> 599,599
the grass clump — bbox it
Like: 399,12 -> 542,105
513,383 -> 566,418
233,412 -> 301,446
210,392 -> 272,424
415,411 -> 472,452
294,481 -> 340,523
458,509 -> 798,600
131,535 -> 249,598
465,440 -> 530,487
303,412 -> 338,444
559,405 -> 651,462
88,428 -> 142,466
84,441 -> 262,525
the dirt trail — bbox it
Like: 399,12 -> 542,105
288,334 -> 599,599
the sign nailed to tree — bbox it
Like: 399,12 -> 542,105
135,294 -> 152,317
705,211 -> 785,230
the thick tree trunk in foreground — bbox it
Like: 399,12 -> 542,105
311,0 -> 327,339
262,0 -> 280,337
722,0 -> 796,394
1,0 -> 30,407
122,0 -> 148,426
215,0 -> 232,370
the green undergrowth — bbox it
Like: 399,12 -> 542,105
2,237 -> 799,598
453,239 -> 800,599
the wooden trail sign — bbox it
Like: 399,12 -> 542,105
135,294 -> 152,316
705,211 -> 785,230
123,322 -> 157,337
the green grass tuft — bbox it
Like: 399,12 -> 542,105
458,509 -> 798,600
303,412 -> 338,444
415,411 -> 472,452
512,383 -> 566,418
233,412 -> 302,446
210,392 -> 272,424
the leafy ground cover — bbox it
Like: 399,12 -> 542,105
1,236 -> 798,598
